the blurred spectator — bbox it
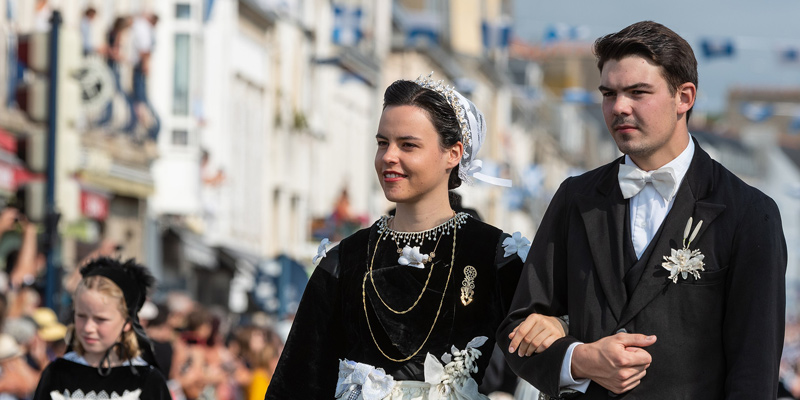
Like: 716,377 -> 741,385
80,7 -> 97,55
195,149 -> 225,234
247,334 -> 278,400
166,291 -> 194,331
30,307 -> 67,362
0,333 -> 38,398
131,12 -> 160,140
4,317 -> 45,370
98,16 -> 137,132
33,0 -> 51,32
175,306 -> 225,399
142,302 -> 176,378
782,320 -> 800,399
6,214 -> 44,289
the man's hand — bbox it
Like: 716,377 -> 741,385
507,314 -> 567,357
571,333 -> 656,394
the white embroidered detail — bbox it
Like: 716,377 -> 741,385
502,232 -> 531,262
313,238 -> 331,266
335,359 -> 395,400
424,336 -> 490,400
50,389 -> 142,400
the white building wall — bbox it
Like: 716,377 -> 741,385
150,0 -> 204,215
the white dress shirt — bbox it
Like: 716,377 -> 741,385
557,136 -> 695,394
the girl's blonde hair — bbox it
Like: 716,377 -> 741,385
70,275 -> 140,360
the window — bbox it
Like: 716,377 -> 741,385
176,4 -> 191,19
172,129 -> 189,146
173,34 -> 190,115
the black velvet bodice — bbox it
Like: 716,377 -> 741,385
266,216 -> 524,400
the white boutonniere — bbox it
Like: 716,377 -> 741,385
312,238 -> 330,266
398,245 -> 429,269
662,217 -> 705,283
502,232 -> 531,262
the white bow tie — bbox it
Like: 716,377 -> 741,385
618,164 -> 678,201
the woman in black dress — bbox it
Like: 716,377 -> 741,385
266,74 -> 565,399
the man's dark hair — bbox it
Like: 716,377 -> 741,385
382,80 -> 463,189
594,21 -> 698,121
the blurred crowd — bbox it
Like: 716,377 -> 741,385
782,320 -> 800,399
0,206 -> 287,399
141,293 -> 285,400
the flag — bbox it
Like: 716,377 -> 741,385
562,87 -> 594,104
482,19 -> 512,50
740,102 -> 773,122
543,23 -> 589,44
700,38 -> 735,59
332,4 -> 363,47
404,11 -> 439,45
779,46 -> 800,64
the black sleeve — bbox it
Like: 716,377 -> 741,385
496,179 -> 579,397
265,246 -> 345,400
494,232 -> 524,315
142,366 -> 172,400
723,196 -> 786,399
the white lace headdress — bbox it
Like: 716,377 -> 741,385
414,72 -> 512,187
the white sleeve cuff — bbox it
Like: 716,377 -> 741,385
558,342 -> 590,393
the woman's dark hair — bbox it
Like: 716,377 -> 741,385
593,21 -> 698,122
382,80 -> 462,189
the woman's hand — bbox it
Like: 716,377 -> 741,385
507,314 -> 566,357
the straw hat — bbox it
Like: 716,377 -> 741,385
0,333 -> 22,361
31,307 -> 67,342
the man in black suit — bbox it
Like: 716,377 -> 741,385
498,21 -> 787,399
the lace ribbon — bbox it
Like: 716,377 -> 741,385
335,360 -> 396,400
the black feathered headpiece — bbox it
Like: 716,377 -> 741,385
79,257 -> 158,375
80,257 -> 155,320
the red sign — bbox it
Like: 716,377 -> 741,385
0,129 -> 17,153
81,189 -> 109,220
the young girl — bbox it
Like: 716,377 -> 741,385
32,257 -> 171,399
266,74 -> 565,399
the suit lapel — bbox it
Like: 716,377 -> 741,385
616,142 -> 726,329
578,160 -> 627,322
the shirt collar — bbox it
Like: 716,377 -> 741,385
624,134 -> 695,185
63,351 -> 148,367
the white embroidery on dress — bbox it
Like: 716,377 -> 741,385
50,389 -> 142,400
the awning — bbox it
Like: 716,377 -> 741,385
166,227 -> 217,269
218,244 -> 266,313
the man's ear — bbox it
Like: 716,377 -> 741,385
677,82 -> 696,115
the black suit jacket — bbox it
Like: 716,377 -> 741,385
498,141 -> 787,399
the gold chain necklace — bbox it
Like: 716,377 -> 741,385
362,225 -> 457,363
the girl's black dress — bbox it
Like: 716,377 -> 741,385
33,353 -> 171,400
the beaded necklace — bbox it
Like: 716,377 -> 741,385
377,212 -> 469,247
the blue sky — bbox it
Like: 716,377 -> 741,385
513,0 -> 800,113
